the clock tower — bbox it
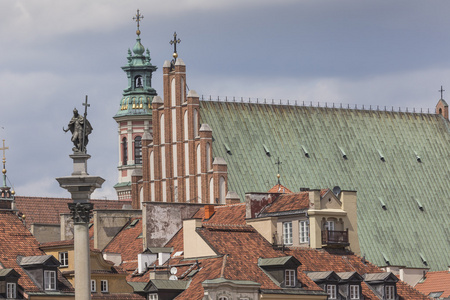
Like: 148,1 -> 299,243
113,10 -> 157,200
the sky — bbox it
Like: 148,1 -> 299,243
1,0 -> 450,200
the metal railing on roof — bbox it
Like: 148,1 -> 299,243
200,95 -> 435,114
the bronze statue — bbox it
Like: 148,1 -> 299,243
63,108 -> 92,153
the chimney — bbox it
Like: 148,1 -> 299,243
204,205 -> 215,219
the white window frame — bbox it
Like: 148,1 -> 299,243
350,284 -> 360,299
100,280 -> 108,293
285,269 -> 296,287
325,220 -> 335,231
59,251 -> 69,267
91,279 -> 96,292
385,285 -> 395,300
327,284 -> 337,299
6,282 -> 16,298
44,270 -> 56,291
283,221 -> 293,245
149,294 -> 158,300
299,220 -> 309,243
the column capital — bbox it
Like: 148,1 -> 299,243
68,202 -> 93,224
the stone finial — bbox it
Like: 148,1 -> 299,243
212,157 -> 227,166
225,191 -> 241,205
199,124 -> 212,132
188,90 -> 199,98
175,58 -> 185,66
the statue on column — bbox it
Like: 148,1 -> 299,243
63,108 -> 92,153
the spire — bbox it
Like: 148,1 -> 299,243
114,9 -> 158,119
0,139 -> 15,207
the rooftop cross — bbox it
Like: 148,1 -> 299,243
275,157 -> 282,185
133,9 -> 144,36
439,85 -> 445,99
169,32 -> 181,60
1,139 -> 8,162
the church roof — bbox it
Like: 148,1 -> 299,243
199,100 -> 450,271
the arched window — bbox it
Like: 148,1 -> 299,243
134,75 -> 143,88
122,137 -> 127,165
134,136 -> 142,164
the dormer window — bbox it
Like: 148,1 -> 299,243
285,269 -> 296,287
44,270 -> 56,290
6,282 -> 16,299
350,284 -> 360,299
327,284 -> 337,299
385,285 -> 395,300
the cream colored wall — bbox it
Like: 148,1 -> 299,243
91,274 -> 134,293
340,190 -> 360,255
44,248 -> 75,271
400,268 -> 427,287
29,296 -> 74,300
183,219 -> 217,259
246,217 -> 277,244
309,213 -> 322,249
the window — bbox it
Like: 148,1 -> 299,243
325,220 -> 335,231
44,270 -> 56,290
218,297 -> 228,300
285,269 -> 296,287
122,137 -> 127,165
283,221 -> 293,245
7,282 -> 16,299
385,285 -> 395,300
299,220 -> 309,243
327,284 -> 337,299
91,280 -> 96,292
134,136 -> 142,164
149,294 -> 158,300
135,75 -> 143,88
59,252 -> 68,267
350,285 -> 360,299
101,280 -> 108,293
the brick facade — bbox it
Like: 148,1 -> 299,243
133,58 -> 228,207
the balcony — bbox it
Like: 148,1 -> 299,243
322,229 -> 349,247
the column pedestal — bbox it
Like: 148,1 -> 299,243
56,153 -> 104,300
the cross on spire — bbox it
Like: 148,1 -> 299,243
169,32 -> 181,59
133,9 -> 144,35
275,157 -> 282,185
439,85 -> 445,99
1,139 -> 8,162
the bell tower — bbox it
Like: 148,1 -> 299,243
113,10 -> 158,200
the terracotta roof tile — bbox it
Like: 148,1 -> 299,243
14,196 -> 131,229
262,192 -> 310,214
0,211 -> 73,293
285,248 -> 428,300
267,183 -> 293,193
415,270 -> 450,298
192,203 -> 246,225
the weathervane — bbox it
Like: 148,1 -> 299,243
169,32 -> 181,62
439,85 -> 445,99
1,139 -> 8,163
133,9 -> 143,36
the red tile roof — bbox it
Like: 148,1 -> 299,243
14,196 -> 131,229
0,211 -> 73,293
192,203 -> 246,225
286,248 -> 429,300
415,270 -> 450,298
267,183 -> 293,193
103,218 -> 143,279
262,192 -> 310,214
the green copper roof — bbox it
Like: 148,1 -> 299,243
199,100 -> 450,271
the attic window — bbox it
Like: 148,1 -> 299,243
44,270 -> 56,291
129,219 -> 140,228
377,149 -> 385,162
301,145 -> 309,157
224,143 -> 231,154
385,285 -> 395,300
338,146 -> 347,160
263,144 -> 271,156
285,269 -> 296,287
429,292 -> 444,299
327,284 -> 337,299
378,197 -> 387,210
7,283 -> 16,299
